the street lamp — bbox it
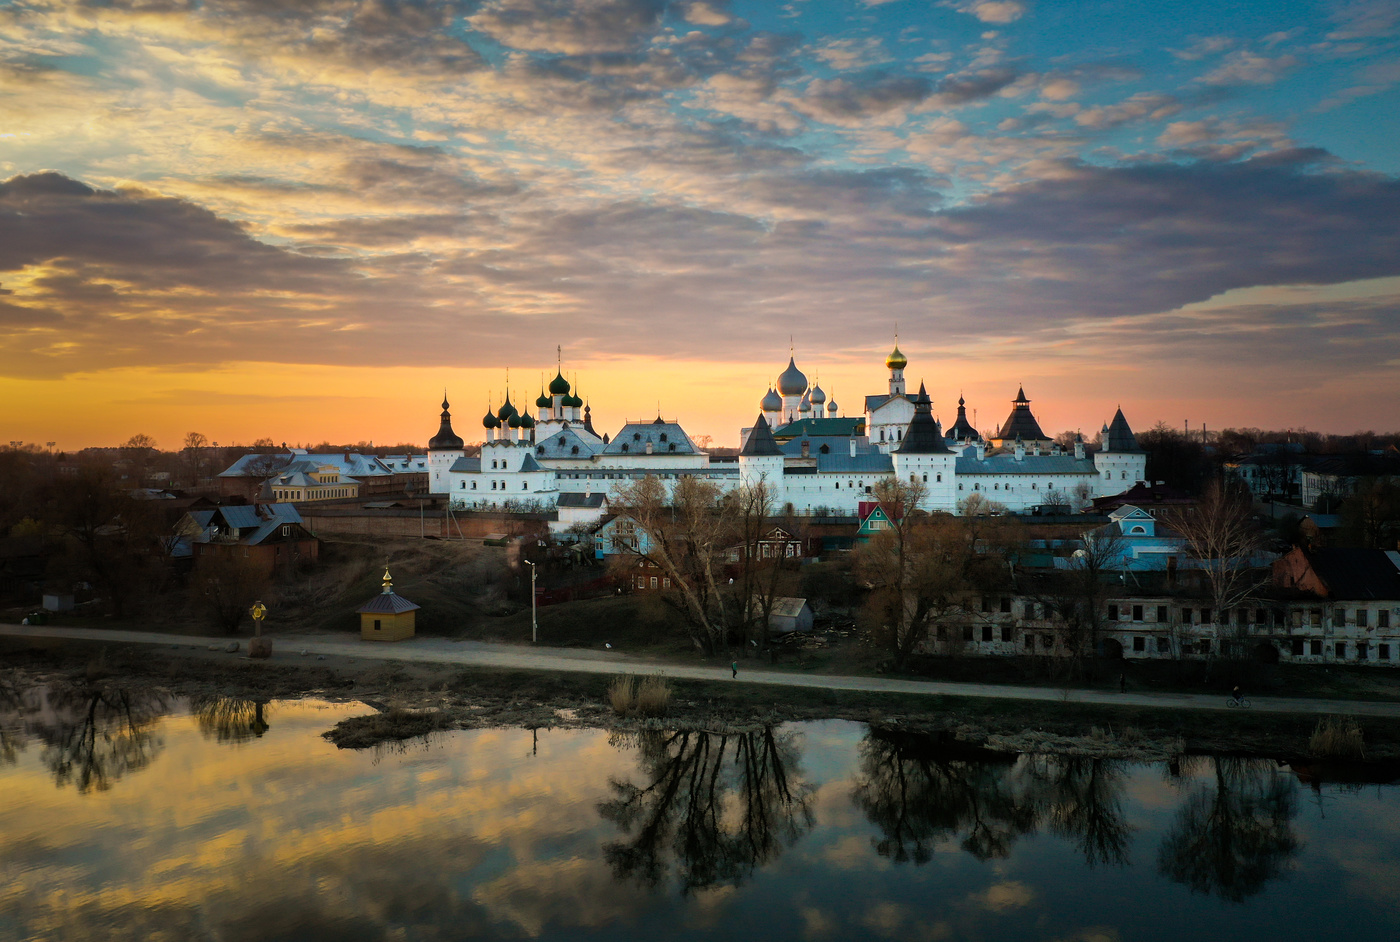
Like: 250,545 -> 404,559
524,559 -> 538,643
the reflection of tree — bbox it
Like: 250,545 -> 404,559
851,728 -> 1040,864
193,696 -> 271,744
1157,757 -> 1299,902
34,683 -> 172,793
1031,755 -> 1134,868
0,674 -> 26,765
599,727 -> 814,893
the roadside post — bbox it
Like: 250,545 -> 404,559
248,600 -> 272,658
524,560 -> 538,643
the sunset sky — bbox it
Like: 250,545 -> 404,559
1,0 -> 1398,450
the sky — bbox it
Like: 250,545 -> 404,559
1,0 -> 1398,451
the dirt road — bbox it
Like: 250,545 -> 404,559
5,622 -> 1400,718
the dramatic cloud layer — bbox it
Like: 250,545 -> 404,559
0,0 -> 1397,445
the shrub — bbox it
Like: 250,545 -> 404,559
1309,715 -> 1365,760
609,674 -> 671,717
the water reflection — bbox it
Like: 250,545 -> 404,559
34,682 -> 173,793
192,696 -> 271,744
851,728 -> 1038,863
598,727 -> 815,893
1030,755 -> 1134,869
1158,756 -> 1300,902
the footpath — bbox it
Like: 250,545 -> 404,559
5,622 -> 1400,718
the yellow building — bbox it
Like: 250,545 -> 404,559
356,569 -> 420,642
269,464 -> 361,502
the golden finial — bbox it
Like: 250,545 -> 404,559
382,568 -> 393,594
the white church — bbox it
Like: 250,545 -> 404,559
429,346 -> 1147,516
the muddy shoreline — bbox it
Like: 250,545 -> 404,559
6,637 -> 1400,764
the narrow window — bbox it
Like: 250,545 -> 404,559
1001,625 -> 1012,643
1133,636 -> 1146,652
1132,604 -> 1143,622
1157,637 -> 1170,653
1157,605 -> 1168,622
1358,609 -> 1369,628
1336,641 -> 1347,659
1292,639 -> 1304,656
1000,598 -> 1012,614
1108,604 -> 1119,621
1380,644 -> 1391,661
1311,640 -> 1322,656
982,626 -> 993,642
963,626 -> 974,642
1380,610 -> 1391,629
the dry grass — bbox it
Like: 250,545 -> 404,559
322,707 -> 453,749
1310,715 -> 1366,760
609,674 -> 672,718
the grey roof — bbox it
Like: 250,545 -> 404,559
897,384 -> 952,454
773,417 -> 865,438
219,452 -> 395,479
557,492 -> 607,509
357,591 -> 421,615
865,393 -> 915,412
534,426 -> 605,459
807,452 -> 894,474
769,597 -> 810,618
449,456 -> 481,473
518,453 -> 545,473
740,415 -> 784,457
779,435 -> 876,457
602,421 -> 700,456
1103,408 -> 1142,452
216,503 -> 302,530
955,453 -> 1099,474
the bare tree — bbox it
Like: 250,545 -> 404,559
732,478 -> 789,653
856,478 -> 1008,666
1171,479 -> 1267,663
609,474 -> 737,655
182,431 -> 209,485
241,451 -> 291,500
193,552 -> 270,634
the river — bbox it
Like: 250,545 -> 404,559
1,683 -> 1397,941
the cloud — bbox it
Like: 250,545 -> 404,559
944,1 -> 1027,25
812,37 -> 889,72
467,0 -> 667,55
796,73 -> 934,123
1169,35 -> 1235,61
1326,0 -> 1400,40
677,0 -> 733,26
1074,92 -> 1185,129
1199,50 -> 1300,86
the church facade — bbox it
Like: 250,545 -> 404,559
429,348 -> 1147,516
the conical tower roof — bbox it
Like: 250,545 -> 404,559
945,394 -> 981,442
1104,408 -> 1141,452
897,384 -> 951,454
996,386 -> 1046,441
740,414 -> 784,457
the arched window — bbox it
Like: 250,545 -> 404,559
571,445 -> 579,454
1130,526 -> 1145,534
922,474 -> 928,483
537,446 -> 544,455
936,473 -> 942,482
621,444 -> 629,453
523,482 -> 529,490
659,433 -> 668,442
819,444 -> 829,454
669,443 -> 676,452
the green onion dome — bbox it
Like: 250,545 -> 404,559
496,396 -> 517,421
548,371 -> 571,395
482,409 -> 500,429
535,389 -> 551,408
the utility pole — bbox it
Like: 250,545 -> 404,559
524,559 -> 538,643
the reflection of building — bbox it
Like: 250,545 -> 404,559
442,344 -> 1146,516
357,568 -> 419,641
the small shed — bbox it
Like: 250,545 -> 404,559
357,569 -> 420,642
768,597 -> 814,634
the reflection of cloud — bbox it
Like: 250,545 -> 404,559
973,879 -> 1035,910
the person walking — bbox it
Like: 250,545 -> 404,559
732,660 -> 738,679
1119,672 -> 1127,694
